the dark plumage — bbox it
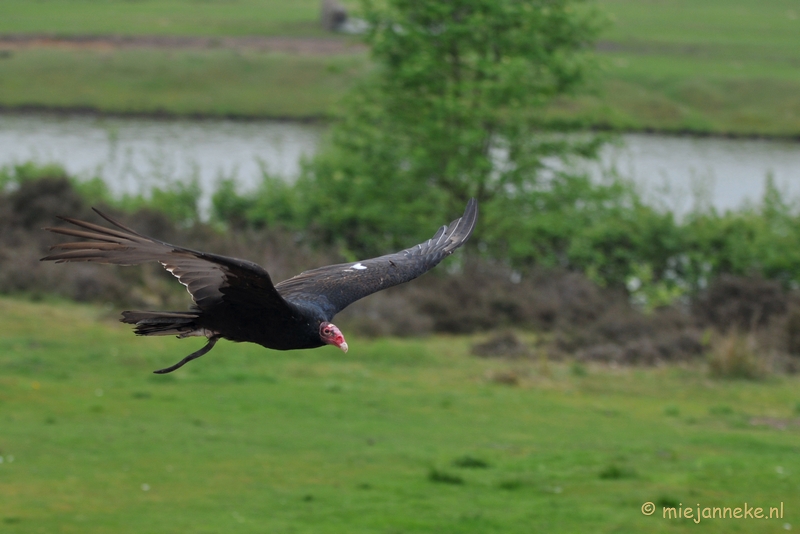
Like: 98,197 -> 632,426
41,199 -> 478,373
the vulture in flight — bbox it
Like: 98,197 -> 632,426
41,199 -> 478,374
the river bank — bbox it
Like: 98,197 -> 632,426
0,41 -> 797,138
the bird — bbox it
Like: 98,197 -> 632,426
41,199 -> 478,374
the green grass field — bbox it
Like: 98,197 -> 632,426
0,48 -> 366,118
561,0 -> 800,135
2,296 -> 799,532
0,0 -> 799,135
0,0 -> 357,37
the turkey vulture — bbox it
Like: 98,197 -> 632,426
41,199 -> 478,374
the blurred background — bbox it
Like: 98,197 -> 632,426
1,1 -> 799,532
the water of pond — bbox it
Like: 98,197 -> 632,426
0,113 -> 322,214
1,113 -> 798,216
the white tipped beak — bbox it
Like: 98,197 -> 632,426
339,341 -> 349,353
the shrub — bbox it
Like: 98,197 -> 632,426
708,331 -> 768,380
693,275 -> 787,330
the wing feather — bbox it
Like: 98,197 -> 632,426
41,208 -> 298,316
275,198 -> 478,316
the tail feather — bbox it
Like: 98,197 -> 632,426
121,310 -> 200,337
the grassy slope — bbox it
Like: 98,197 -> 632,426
600,0 -> 799,49
0,0 -> 798,135
0,49 -> 367,118
0,0 -> 367,119
551,0 -> 800,135
0,0 -> 351,37
1,297 -> 799,533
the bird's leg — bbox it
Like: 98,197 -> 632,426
153,336 -> 219,374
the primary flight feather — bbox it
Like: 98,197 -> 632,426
41,199 -> 478,374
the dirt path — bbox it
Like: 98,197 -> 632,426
0,34 -> 367,55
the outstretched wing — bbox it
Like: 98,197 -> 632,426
41,209 -> 301,318
275,198 -> 478,317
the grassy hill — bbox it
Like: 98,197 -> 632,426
0,0 -> 798,135
551,0 -> 800,136
1,297 -> 798,532
0,0 -> 345,37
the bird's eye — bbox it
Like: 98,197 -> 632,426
324,328 -> 332,335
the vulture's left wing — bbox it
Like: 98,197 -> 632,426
275,198 -> 478,317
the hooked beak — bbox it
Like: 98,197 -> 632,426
321,322 -> 348,353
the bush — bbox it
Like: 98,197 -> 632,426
708,331 -> 768,380
693,275 -> 787,330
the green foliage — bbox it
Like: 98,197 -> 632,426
480,173 -> 686,288
0,161 -> 201,225
194,161 -> 800,299
626,262 -> 689,313
12,156 -> 800,307
142,179 -> 202,225
296,0 -> 605,257
80,177 -> 202,226
682,176 -> 800,288
0,161 -> 72,188
70,177 -> 116,206
487,173 -> 800,293
212,174 -> 300,230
